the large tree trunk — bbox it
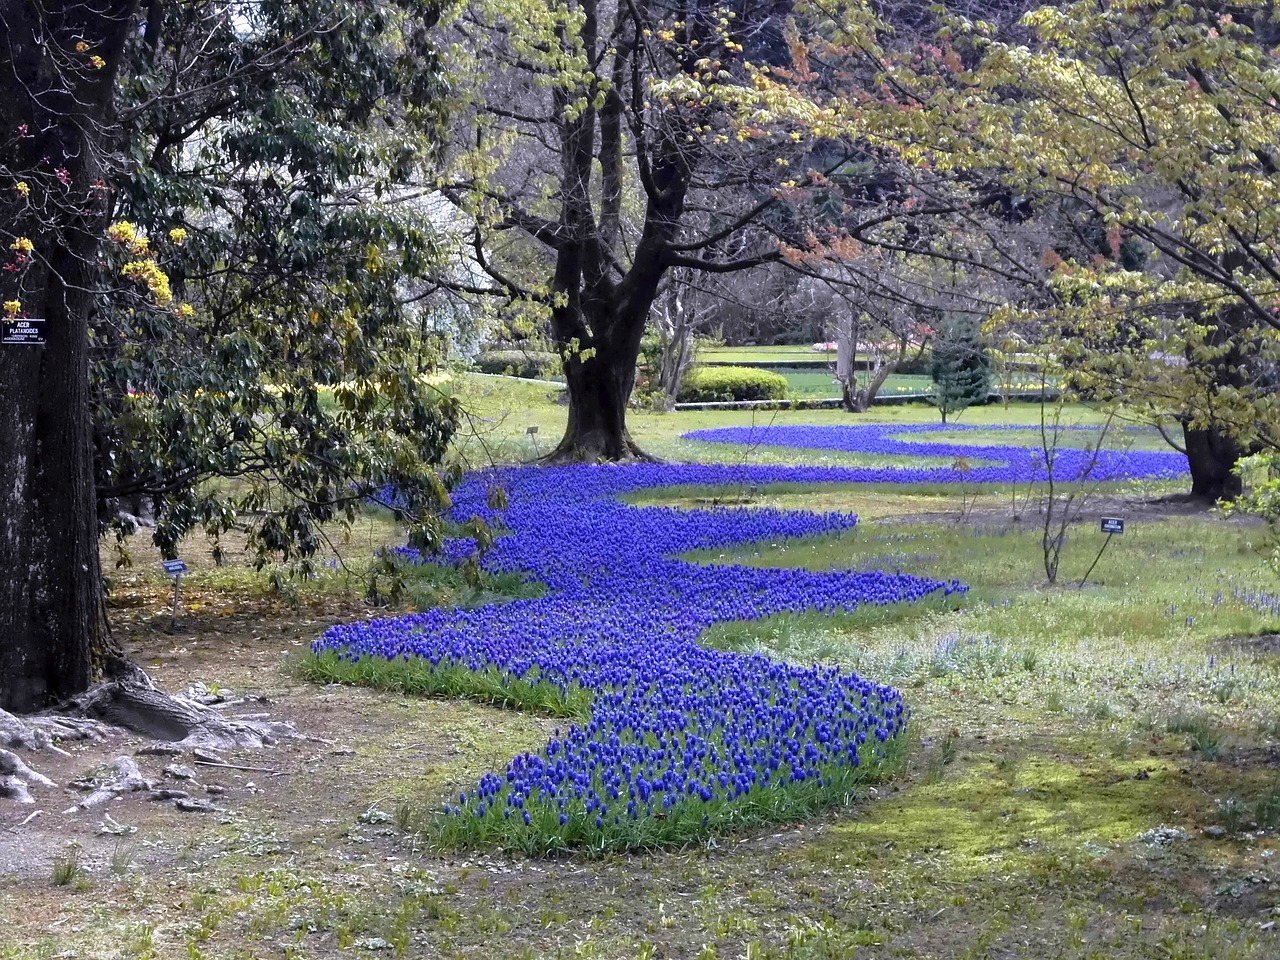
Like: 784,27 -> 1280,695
1182,423 -> 1245,501
0,239 -> 105,712
546,213 -> 671,460
540,0 -> 699,461
547,284 -> 660,463
0,0 -> 138,712
549,354 -> 650,463
548,324 -> 649,462
1178,276 -> 1254,503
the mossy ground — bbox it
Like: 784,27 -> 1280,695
3,384 -> 1279,958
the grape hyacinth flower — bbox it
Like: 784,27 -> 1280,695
313,424 -> 1187,850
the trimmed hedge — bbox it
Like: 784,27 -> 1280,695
475,349 -> 560,380
678,365 -> 789,403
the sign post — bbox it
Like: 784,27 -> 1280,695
1080,518 -> 1124,588
162,559 -> 188,629
527,424 -> 540,458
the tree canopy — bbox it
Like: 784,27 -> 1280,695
438,0 -> 899,459
867,0 -> 1280,493
0,0 -> 460,710
7,0 -> 1280,709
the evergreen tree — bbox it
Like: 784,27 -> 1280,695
930,315 -> 992,423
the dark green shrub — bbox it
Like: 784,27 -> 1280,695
895,350 -> 932,376
678,366 -> 789,403
475,349 -> 560,380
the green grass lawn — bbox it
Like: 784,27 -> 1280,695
760,366 -> 932,398
33,375 -> 1273,960
760,365 -> 1051,400
702,344 -> 834,364
445,373 -> 1178,467
424,376 -> 1280,957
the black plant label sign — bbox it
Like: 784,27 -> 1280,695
2,318 -> 45,345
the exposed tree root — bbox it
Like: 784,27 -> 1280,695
1,670 -> 302,812
0,748 -> 56,803
0,776 -> 35,804
64,677 -> 299,750
70,756 -> 153,811
539,432 -> 662,465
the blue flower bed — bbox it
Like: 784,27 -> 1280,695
314,460 -> 971,850
311,424 -> 1187,851
682,423 -> 1188,483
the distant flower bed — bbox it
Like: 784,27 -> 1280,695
312,461 -> 968,851
683,423 -> 1189,483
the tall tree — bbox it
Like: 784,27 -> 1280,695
1,0 -> 139,712
0,0 -> 456,713
443,0 -> 835,460
930,314 -> 992,422
99,1 -> 459,565
647,267 -> 710,408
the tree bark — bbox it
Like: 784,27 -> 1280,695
548,319 -> 651,462
836,313 -> 857,412
1182,423 -> 1245,501
545,192 -> 676,460
653,269 -> 697,408
0,240 -> 105,712
0,0 -> 139,712
1178,266 -> 1254,502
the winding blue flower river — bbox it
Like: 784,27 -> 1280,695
314,424 -> 1187,845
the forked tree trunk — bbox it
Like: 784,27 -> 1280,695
537,0 -> 708,462
653,271 -> 698,408
546,225 -> 668,461
0,0 -> 138,712
835,312 -> 907,413
851,349 -> 904,412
